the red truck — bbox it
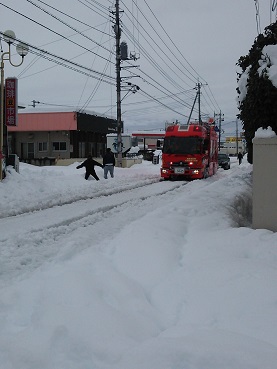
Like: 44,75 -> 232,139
160,122 -> 218,180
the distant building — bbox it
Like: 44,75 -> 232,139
131,130 -> 165,151
8,109 -> 117,163
220,136 -> 247,156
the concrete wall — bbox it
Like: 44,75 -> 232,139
13,131 -> 71,159
56,157 -> 142,168
119,157 -> 142,168
252,136 -> 277,232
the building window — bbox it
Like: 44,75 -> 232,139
52,141 -> 67,151
38,142 -> 48,152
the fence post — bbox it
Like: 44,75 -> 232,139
252,136 -> 277,231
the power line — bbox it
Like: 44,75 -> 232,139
122,26 -> 194,91
34,0 -> 111,36
121,0 -> 220,117
139,0 -> 202,82
139,89 -> 189,118
25,0 -> 115,110
79,50 -> 113,111
120,24 -> 198,112
0,32 -> 116,85
121,2 -> 197,86
1,0 -> 221,122
18,28 -> 114,80
76,0 -> 110,19
0,2 -> 113,64
139,0 -> 220,114
26,0 -> 113,56
77,17 -> 113,110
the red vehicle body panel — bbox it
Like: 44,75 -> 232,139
161,123 -> 218,180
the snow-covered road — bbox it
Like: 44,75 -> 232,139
0,176 -> 187,284
1,158 -> 277,369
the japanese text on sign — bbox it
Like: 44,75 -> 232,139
5,78 -> 18,126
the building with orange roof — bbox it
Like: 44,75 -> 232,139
7,108 -> 117,164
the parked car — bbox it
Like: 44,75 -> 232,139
142,149 -> 155,161
218,153 -> 230,170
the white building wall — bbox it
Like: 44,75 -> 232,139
252,136 -> 277,232
13,131 -> 71,159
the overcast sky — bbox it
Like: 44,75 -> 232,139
0,0 -> 275,133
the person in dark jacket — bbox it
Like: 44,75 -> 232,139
103,148 -> 115,179
76,155 -> 103,180
237,152 -> 243,165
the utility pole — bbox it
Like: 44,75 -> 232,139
218,110 -> 224,149
236,118 -> 239,156
214,110 -> 224,150
187,82 -> 203,125
112,0 -> 139,167
114,0 -> 123,167
218,111 -> 221,149
197,82 -> 201,124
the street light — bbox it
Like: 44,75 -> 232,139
0,30 -> 29,181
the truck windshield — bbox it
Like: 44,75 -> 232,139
163,137 -> 203,154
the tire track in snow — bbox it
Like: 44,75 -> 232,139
0,176 -> 161,219
0,180 -> 187,284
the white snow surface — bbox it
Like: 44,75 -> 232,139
258,45 -> 277,88
0,158 -> 277,369
237,44 -> 277,104
254,126 -> 277,138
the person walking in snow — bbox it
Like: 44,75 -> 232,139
103,148 -> 115,179
76,155 -> 103,180
237,152 -> 243,165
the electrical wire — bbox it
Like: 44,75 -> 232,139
24,0 -> 115,111
79,49 -> 113,111
122,26 -> 195,91
136,89 -> 189,118
76,0 -> 110,19
26,0 -> 114,56
121,20 -> 197,111
17,25 -> 109,78
140,0 -> 202,83
120,0 -> 220,117
138,1 -> 220,114
0,2 -> 113,64
121,4 -> 197,86
35,0 -> 111,36
1,1 -> 221,121
0,32 -> 115,85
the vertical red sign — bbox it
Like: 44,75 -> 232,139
5,77 -> 18,126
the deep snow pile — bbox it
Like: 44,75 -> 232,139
0,158 -> 276,369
